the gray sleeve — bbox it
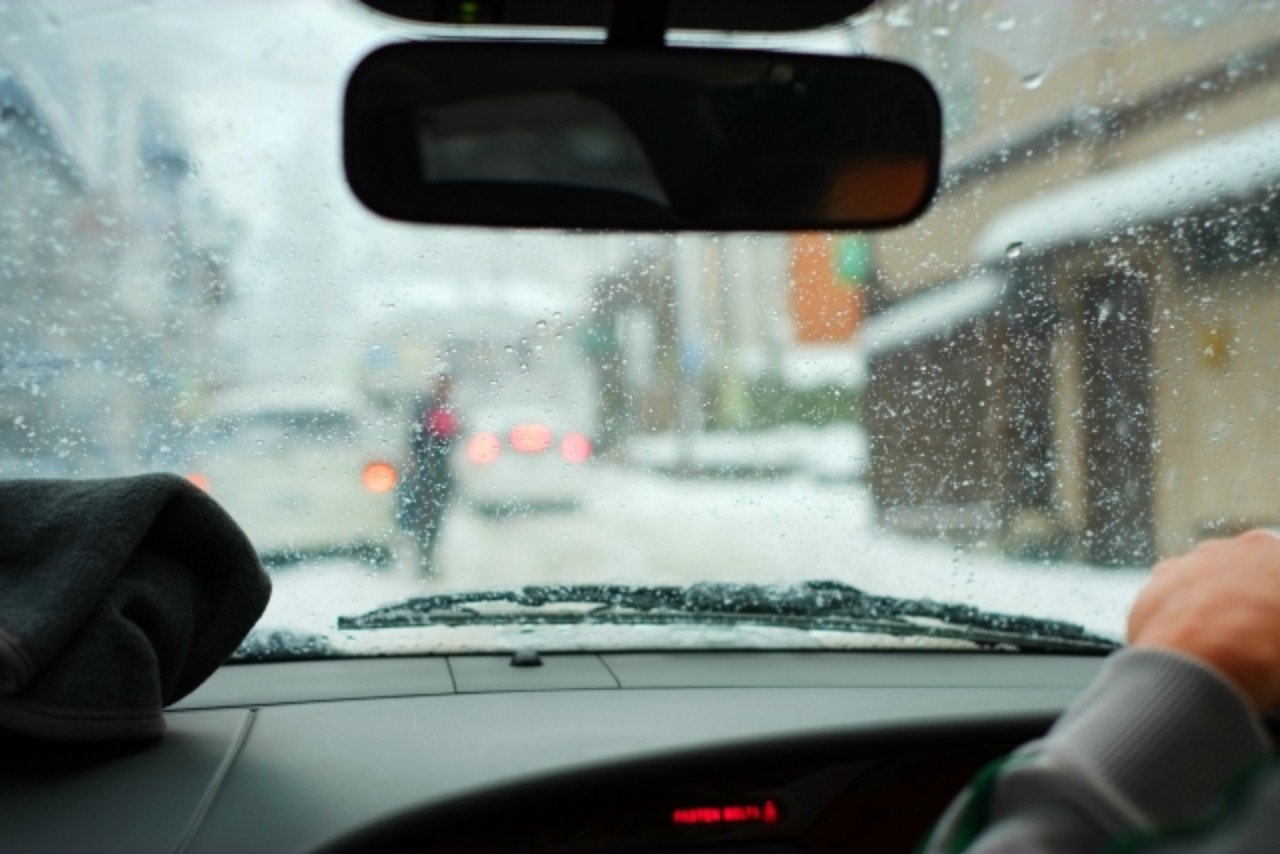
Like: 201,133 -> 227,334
923,647 -> 1273,853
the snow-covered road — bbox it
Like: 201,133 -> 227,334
257,464 -> 1148,645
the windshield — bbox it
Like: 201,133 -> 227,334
3,0 -> 1277,656
209,411 -> 360,445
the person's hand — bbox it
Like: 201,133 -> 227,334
1128,530 -> 1280,711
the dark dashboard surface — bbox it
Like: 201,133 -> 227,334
0,652 -> 1104,853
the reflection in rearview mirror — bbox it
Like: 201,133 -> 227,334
344,43 -> 942,232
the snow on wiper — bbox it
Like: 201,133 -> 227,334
232,628 -> 335,663
336,580 -> 1119,654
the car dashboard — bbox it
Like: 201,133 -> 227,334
0,651 -> 1108,853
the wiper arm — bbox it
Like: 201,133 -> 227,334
337,580 -> 1119,654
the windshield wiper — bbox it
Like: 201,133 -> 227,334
336,580 -> 1119,654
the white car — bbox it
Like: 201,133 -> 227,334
188,389 -> 403,565
453,404 -> 593,515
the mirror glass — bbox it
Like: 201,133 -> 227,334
344,43 -> 942,231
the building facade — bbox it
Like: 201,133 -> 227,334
861,1 -> 1280,563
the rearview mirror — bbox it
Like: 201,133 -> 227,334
344,42 -> 942,232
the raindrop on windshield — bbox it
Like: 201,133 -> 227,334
886,7 -> 913,28
1005,242 -> 1024,259
1021,71 -> 1046,90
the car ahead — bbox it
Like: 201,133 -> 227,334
3,2 -> 1280,853
454,404 -> 593,515
187,388 -> 403,566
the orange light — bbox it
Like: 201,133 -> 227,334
509,423 -> 552,453
467,432 -> 501,465
362,461 -> 398,493
186,473 -> 211,492
561,432 -> 591,463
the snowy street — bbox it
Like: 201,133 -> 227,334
258,461 -> 1148,644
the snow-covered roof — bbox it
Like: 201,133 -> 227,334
781,344 -> 868,391
858,274 -> 1003,358
975,117 -> 1280,263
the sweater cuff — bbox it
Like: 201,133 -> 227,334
1039,646 -> 1271,826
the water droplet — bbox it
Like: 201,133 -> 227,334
1005,241 -> 1024,258
1020,71 -> 1045,90
886,8 -> 913,27
996,15 -> 1016,31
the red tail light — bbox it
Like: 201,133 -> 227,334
362,461 -> 398,493
509,423 -> 552,453
186,472 -> 211,492
561,433 -> 591,463
467,432 -> 501,464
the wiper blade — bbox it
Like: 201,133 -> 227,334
232,628 -> 334,663
337,580 -> 1118,654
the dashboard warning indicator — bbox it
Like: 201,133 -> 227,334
671,799 -> 780,826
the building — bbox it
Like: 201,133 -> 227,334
861,1 -> 1280,563
0,44 -> 240,474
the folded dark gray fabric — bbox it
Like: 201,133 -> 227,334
0,473 -> 271,741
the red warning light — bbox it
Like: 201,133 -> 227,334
673,807 -> 722,825
671,799 -> 780,826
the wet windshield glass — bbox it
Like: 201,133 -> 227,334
211,412 -> 359,446
3,0 -> 1278,655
